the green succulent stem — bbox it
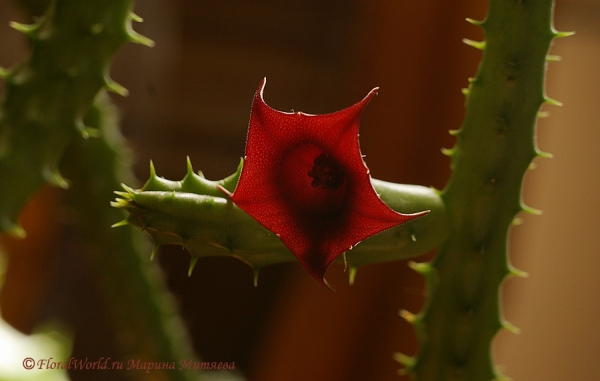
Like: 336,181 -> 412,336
0,0 -> 151,235
114,163 -> 450,280
406,0 -> 562,380
61,92 -> 200,381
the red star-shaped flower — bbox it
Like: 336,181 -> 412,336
221,79 -> 428,286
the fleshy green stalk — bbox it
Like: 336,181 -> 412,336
113,165 -> 449,283
61,91 -> 201,381
0,0 -> 152,236
401,1 -> 568,380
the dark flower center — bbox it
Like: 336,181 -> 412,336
308,153 -> 345,190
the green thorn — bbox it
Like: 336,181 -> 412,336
449,129 -> 460,136
553,30 -> 575,39
150,244 -> 160,261
76,119 -> 100,139
393,352 -> 415,374
105,77 -> 129,96
521,205 -> 542,215
111,219 -> 129,228
7,223 -> 26,239
546,55 -> 562,62
129,12 -> 144,22
508,266 -> 529,278
9,21 -> 38,35
120,183 -> 136,195
128,30 -> 155,47
186,156 -> 194,176
44,168 -> 69,189
253,268 -> 260,287
113,190 -> 131,198
537,110 -> 550,118
441,147 -> 455,157
544,97 -> 563,107
348,267 -> 357,285
502,320 -> 521,334
465,17 -> 483,26
461,87 -> 470,96
399,309 -> 417,324
536,150 -> 553,159
462,38 -> 486,50
493,368 -> 512,381
149,160 -> 156,177
408,261 -> 432,275
511,217 -> 524,226
188,255 -> 199,277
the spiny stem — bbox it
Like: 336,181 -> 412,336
60,91 -> 201,381
406,1 -> 564,380
114,164 -> 450,282
0,0 -> 151,235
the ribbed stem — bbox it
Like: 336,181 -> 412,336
409,1 -> 559,380
0,0 -> 150,235
61,92 -> 201,381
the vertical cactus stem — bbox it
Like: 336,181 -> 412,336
0,0 -> 148,233
410,0 -> 560,380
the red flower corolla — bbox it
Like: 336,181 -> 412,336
221,79 -> 428,286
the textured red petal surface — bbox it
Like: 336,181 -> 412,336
226,79 -> 428,285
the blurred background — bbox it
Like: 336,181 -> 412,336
0,0 -> 598,380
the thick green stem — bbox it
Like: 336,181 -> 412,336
61,92 -> 201,381
406,1 -> 561,380
0,0 -> 151,235
114,165 -> 450,281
